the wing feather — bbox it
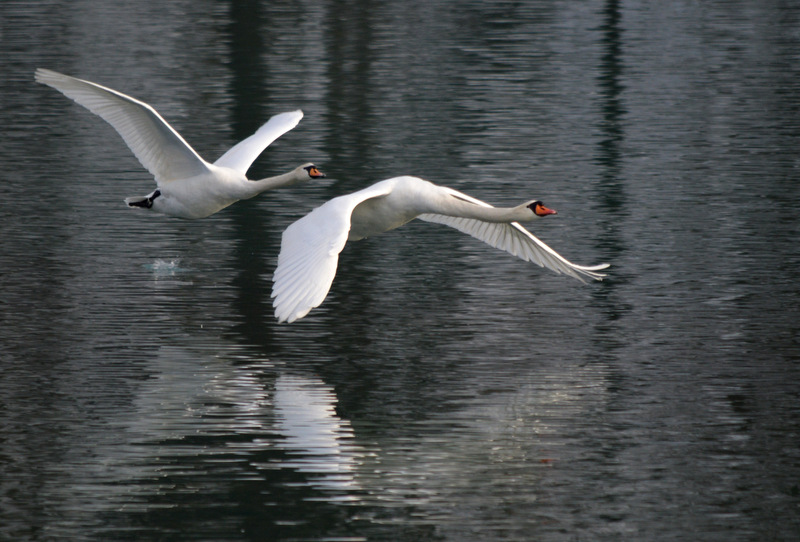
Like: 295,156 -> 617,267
418,212 -> 609,283
271,181 -> 395,323
213,110 -> 303,174
35,68 -> 209,184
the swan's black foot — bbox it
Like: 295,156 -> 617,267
127,198 -> 151,209
127,189 -> 161,209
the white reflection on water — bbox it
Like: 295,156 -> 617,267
143,259 -> 191,279
37,344 -> 366,538
273,374 -> 362,494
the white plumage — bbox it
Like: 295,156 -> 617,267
272,176 -> 609,323
35,68 -> 324,218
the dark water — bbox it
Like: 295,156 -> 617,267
2,1 -> 800,540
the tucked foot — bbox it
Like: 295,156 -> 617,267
125,189 -> 161,209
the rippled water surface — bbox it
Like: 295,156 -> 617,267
2,1 -> 799,540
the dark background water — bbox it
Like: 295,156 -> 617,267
2,1 -> 799,540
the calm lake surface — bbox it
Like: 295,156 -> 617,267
2,1 -> 799,540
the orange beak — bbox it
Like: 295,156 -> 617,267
535,203 -> 557,216
308,167 -> 325,179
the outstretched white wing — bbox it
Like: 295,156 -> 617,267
271,183 -> 394,324
419,187 -> 609,282
35,68 -> 210,184
214,110 -> 303,175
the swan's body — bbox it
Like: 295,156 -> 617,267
271,176 -> 609,323
35,68 -> 324,219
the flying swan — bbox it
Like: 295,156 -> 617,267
35,68 -> 324,219
271,175 -> 609,323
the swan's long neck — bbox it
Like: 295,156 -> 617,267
241,169 -> 302,199
431,195 -> 534,223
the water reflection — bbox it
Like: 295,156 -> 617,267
590,0 -> 631,364
31,342 -> 371,539
225,0 -> 331,346
274,374 -> 361,494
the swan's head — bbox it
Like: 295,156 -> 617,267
299,163 -> 326,180
526,200 -> 557,217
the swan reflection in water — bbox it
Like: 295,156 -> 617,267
44,346 -> 365,520
273,374 -> 362,494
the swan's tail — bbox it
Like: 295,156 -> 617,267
125,189 -> 160,209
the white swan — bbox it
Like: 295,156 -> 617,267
271,176 -> 609,323
35,68 -> 325,219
